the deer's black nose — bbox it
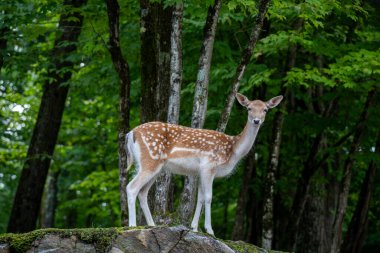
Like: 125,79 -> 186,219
254,119 -> 260,124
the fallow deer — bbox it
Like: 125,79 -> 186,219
125,93 -> 283,235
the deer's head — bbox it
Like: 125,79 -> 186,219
236,93 -> 283,125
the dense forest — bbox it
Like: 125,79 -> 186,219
1,0 -> 379,252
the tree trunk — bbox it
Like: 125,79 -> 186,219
323,158 -> 340,253
232,147 -> 256,240
105,0 -> 132,226
179,0 -> 222,225
261,109 -> 285,250
340,132 -> 379,253
217,0 -> 272,133
330,89 -> 376,253
0,26 -> 9,70
139,0 -> 172,224
281,96 -> 339,250
191,0 -> 222,129
262,17 -> 304,248
140,0 -> 171,124
41,169 -> 60,228
295,171 -> 326,253
167,3 -> 183,125
154,3 -> 183,224
7,0 -> 86,233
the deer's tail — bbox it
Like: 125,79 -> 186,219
125,131 -> 134,171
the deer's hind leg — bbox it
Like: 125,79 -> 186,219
127,161 -> 163,227
138,166 -> 162,226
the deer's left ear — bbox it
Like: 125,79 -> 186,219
266,95 -> 283,109
236,93 -> 250,107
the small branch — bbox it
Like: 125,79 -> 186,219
89,20 -> 108,49
217,0 -> 272,132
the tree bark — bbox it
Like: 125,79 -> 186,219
139,0 -> 172,224
167,4 -> 183,125
217,0 -> 272,133
330,89 -> 376,253
261,109 -> 284,250
180,0 -> 222,226
154,3 -> 183,223
140,0 -> 171,124
105,0 -> 132,226
41,169 -> 60,228
323,158 -> 340,253
340,132 -> 379,253
191,0 -> 222,129
295,170 -> 327,253
7,0 -> 86,233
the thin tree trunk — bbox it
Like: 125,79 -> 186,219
0,26 -> 9,70
154,3 -> 183,223
41,169 -> 60,228
340,132 -> 379,253
232,147 -> 256,240
261,110 -> 284,250
167,4 -> 183,125
7,0 -> 86,233
261,18 -> 304,248
105,0 -> 132,226
217,0 -> 272,133
330,89 -> 376,253
179,0 -> 222,225
191,0 -> 222,128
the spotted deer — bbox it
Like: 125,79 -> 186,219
125,93 -> 283,235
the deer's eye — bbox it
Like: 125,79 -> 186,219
247,108 -> 252,111
264,109 -> 268,113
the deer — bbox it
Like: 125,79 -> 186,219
124,93 -> 283,235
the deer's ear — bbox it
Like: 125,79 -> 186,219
236,93 -> 250,107
266,95 -> 283,108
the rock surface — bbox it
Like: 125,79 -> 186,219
0,226 -> 285,253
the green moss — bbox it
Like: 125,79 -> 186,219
224,240 -> 266,253
223,240 -> 290,253
0,227 -> 120,253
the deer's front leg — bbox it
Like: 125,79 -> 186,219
191,182 -> 204,232
200,170 -> 216,235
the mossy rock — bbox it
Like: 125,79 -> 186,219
0,226 -> 289,253
0,227 -> 119,253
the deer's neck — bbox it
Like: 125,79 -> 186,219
232,121 -> 260,160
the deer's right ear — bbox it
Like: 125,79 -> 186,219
236,93 -> 250,107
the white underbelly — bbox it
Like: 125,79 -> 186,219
164,157 -> 201,176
